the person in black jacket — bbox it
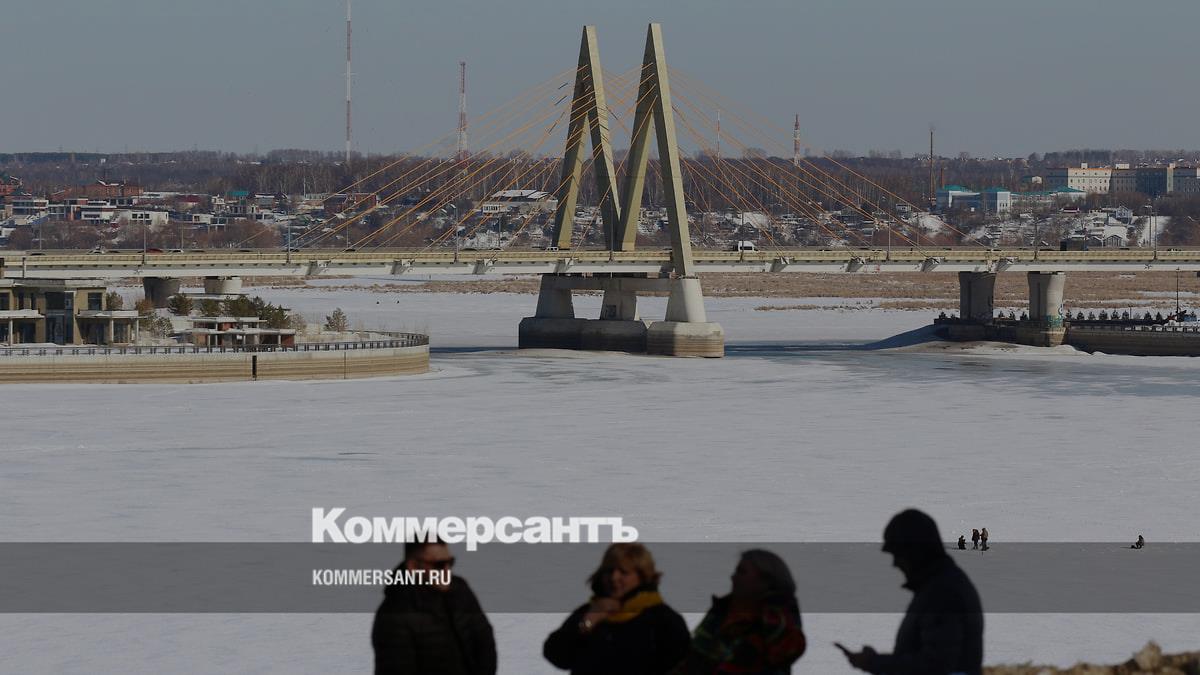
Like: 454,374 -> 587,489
544,543 -> 690,675
372,541 -> 497,675
838,509 -> 984,675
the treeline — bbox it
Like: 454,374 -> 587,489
5,149 -> 1200,238
164,294 -> 298,329
4,218 -> 280,250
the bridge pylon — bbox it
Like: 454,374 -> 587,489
521,23 -> 724,357
549,25 -> 621,250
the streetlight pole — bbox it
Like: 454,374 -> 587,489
1175,268 -> 1181,317
1152,199 -> 1158,259
1144,202 -> 1156,258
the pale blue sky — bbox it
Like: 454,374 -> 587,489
2,0 -> 1197,157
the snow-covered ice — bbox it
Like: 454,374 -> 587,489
4,281 -> 1199,673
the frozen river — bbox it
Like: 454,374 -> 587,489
4,282 -> 1199,673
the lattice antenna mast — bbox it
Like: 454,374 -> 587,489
457,61 -> 468,160
928,125 -> 936,210
792,113 -> 801,167
344,0 -> 352,164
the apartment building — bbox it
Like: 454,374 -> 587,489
1045,165 -> 1113,194
0,279 -> 138,345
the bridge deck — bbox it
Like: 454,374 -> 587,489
3,248 -> 1200,279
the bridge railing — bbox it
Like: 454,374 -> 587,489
8,247 -> 1200,269
1068,323 -> 1200,334
0,334 -> 429,358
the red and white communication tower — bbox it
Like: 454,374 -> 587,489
344,0 -> 352,164
456,61 -> 468,161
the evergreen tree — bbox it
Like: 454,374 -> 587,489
222,295 -> 258,317
261,303 -> 290,329
167,294 -> 193,316
199,299 -> 222,316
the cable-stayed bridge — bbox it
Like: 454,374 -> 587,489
6,24 -> 1195,356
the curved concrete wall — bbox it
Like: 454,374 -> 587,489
0,345 -> 429,384
1066,327 -> 1200,356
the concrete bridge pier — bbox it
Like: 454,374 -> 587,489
203,276 -> 243,295
518,275 -> 589,349
142,277 -> 181,308
947,271 -> 998,340
1019,271 -> 1067,347
581,279 -> 647,352
519,274 -> 724,357
646,277 -> 725,357
958,272 -> 996,324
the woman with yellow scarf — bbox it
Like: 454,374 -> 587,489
544,543 -> 691,675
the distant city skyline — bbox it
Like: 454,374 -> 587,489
3,0 -> 1198,158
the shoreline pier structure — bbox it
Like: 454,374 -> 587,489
950,270 -> 1069,347
518,24 -> 725,357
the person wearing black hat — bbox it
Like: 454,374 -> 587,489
836,508 -> 983,675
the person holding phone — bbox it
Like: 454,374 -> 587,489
544,543 -> 690,675
838,509 -> 983,675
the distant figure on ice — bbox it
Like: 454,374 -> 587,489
543,543 -> 689,675
970,529 -> 980,550
979,528 -> 989,551
957,535 -> 966,550
837,509 -> 984,675
372,541 -> 496,675
1132,535 -> 1145,550
677,549 -> 807,674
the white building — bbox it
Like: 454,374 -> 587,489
79,202 -> 119,223
937,186 -> 1012,214
115,210 -> 170,228
478,189 -> 558,215
1045,165 -> 1112,194
9,196 -> 49,219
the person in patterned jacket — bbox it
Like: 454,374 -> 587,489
675,549 -> 806,674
